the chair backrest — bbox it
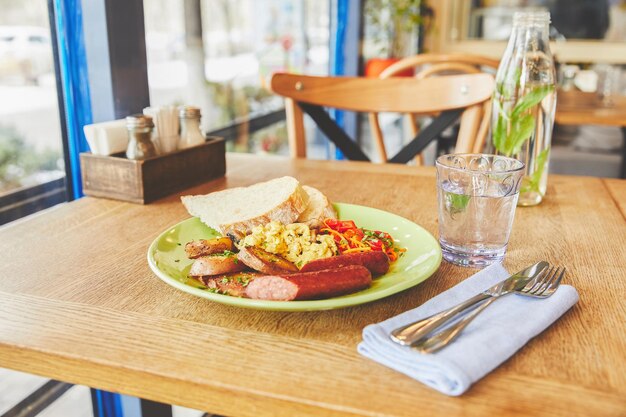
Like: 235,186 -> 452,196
270,72 -> 494,162
370,53 -> 500,163
380,53 -> 500,78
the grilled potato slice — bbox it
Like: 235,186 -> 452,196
185,237 -> 234,259
237,246 -> 298,274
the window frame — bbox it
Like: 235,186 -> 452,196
0,0 -> 73,227
428,0 -> 626,64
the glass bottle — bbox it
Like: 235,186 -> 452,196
178,106 -> 205,150
491,11 -> 556,206
126,114 -> 157,160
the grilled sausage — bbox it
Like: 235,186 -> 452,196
237,246 -> 298,274
185,237 -> 233,259
196,272 -> 259,297
188,254 -> 246,276
244,265 -> 372,301
300,251 -> 390,277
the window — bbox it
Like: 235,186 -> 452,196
28,35 -> 48,43
430,0 -> 626,63
453,0 -> 626,42
143,0 -> 330,157
0,1 -> 67,225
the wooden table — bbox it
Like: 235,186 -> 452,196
1,154 -> 625,417
556,90 -> 626,178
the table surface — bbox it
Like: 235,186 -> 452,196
1,154 -> 625,417
556,90 -> 626,127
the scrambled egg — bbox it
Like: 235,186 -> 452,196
240,221 -> 337,267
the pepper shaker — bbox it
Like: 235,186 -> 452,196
126,114 -> 157,160
178,106 -> 205,150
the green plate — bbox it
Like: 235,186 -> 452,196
147,203 -> 441,311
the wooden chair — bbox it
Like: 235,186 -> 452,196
270,72 -> 494,163
370,54 -> 500,164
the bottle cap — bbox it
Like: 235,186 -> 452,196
513,10 -> 550,25
179,106 -> 201,119
126,114 -> 154,129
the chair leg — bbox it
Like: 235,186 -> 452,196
1,380 -> 72,417
285,98 -> 306,158
368,112 -> 388,162
455,105 -> 482,153
406,114 -> 423,166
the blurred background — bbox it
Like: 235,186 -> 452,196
1,0 -> 625,200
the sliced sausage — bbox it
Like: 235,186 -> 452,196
245,265 -> 372,301
185,237 -> 233,259
189,254 -> 246,276
237,246 -> 298,274
300,251 -> 389,277
196,272 -> 259,297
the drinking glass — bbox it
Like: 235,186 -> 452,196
596,64 -> 622,107
436,154 -> 525,268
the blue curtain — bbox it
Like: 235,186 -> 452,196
91,390 -> 124,417
54,2 -> 125,416
329,0 -> 349,160
53,0 -> 92,199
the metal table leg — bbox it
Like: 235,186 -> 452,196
140,399 -> 173,417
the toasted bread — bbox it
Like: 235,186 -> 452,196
297,185 -> 337,228
181,176 -> 309,237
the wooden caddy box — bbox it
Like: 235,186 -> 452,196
80,137 -> 226,204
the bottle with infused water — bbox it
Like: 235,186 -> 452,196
491,11 -> 556,206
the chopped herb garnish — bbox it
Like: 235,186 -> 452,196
174,259 -> 180,262
221,277 -> 229,284
236,276 -> 250,287
177,243 -> 181,246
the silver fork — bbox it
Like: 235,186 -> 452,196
413,266 -> 566,354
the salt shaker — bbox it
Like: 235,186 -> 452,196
125,114 -> 157,160
178,106 -> 205,150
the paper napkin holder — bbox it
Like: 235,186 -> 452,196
80,137 -> 226,204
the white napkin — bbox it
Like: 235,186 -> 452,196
83,120 -> 128,156
358,263 -> 579,396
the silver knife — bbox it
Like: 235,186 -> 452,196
389,261 -> 549,346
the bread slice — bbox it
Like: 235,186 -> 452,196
181,176 -> 309,237
297,185 -> 337,228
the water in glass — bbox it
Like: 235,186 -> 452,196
436,154 -> 525,268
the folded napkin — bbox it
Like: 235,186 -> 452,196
83,119 -> 128,156
358,263 -> 579,396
